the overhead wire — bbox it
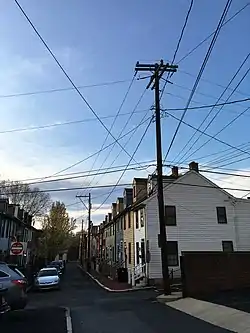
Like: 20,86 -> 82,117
179,84 -> 250,165
14,0 -> 148,175
163,110 -> 250,157
0,109 -> 149,135
82,88 -> 148,194
160,0 -> 194,97
1,163 -> 155,188
93,117 -> 153,213
163,0 -> 233,163
174,53 -> 250,164
177,2 -> 250,64
80,74 -> 137,195
0,79 -> 133,99
37,116 -> 152,179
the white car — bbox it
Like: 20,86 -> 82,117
34,268 -> 60,290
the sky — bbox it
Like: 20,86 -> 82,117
0,0 -> 250,231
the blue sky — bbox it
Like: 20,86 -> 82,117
0,0 -> 250,229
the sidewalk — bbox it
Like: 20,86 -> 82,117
79,264 -> 133,291
165,297 -> 250,332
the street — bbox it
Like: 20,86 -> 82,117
1,262 -> 232,332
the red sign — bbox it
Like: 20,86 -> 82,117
10,242 -> 24,256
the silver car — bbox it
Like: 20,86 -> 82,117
34,268 -> 60,290
0,262 -> 28,310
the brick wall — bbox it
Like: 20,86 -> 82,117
181,251 -> 250,297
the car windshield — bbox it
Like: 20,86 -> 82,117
38,270 -> 57,277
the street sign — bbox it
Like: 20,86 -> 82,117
10,242 -> 24,256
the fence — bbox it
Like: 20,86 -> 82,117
181,251 -> 250,298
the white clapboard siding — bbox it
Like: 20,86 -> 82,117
235,200 -> 250,250
146,170 -> 244,280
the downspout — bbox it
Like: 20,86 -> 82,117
231,199 -> 239,250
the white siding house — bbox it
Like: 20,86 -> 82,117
144,162 -> 250,284
133,207 -> 146,268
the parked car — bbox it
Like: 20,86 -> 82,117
48,261 -> 63,275
0,287 -> 10,314
0,262 -> 28,310
34,268 -> 60,290
7,264 -> 28,291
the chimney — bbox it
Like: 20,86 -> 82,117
132,178 -> 147,203
108,212 -> 112,222
116,197 -> 124,214
123,188 -> 133,207
171,166 -> 179,178
189,161 -> 199,172
112,203 -> 117,219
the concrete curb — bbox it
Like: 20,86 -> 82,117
78,264 -> 155,293
64,307 -> 73,333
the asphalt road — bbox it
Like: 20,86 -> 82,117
1,262 -> 232,332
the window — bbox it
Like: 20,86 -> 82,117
217,207 -> 227,224
135,211 -> 139,229
133,186 -> 136,198
124,215 -> 126,230
128,242 -> 132,264
222,241 -> 234,252
112,224 -> 115,236
112,246 -> 115,261
136,242 -> 140,265
167,241 -> 179,266
128,212 -> 131,228
165,206 -> 176,225
0,270 -> 9,277
140,209 -> 144,228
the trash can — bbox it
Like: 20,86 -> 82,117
117,268 -> 128,283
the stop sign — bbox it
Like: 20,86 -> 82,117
10,242 -> 23,256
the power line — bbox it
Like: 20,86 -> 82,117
0,79 -> 133,99
2,96 -> 248,137
1,183 -> 132,195
163,0 -> 232,163
0,109 -> 149,135
163,97 -> 250,111
81,75 -> 137,193
82,85 -> 146,195
174,53 -> 250,164
160,0 -> 194,97
179,94 -> 250,165
85,91 -> 150,194
18,163 -> 154,187
177,3 -> 250,64
13,159 -> 156,183
93,117 -> 153,213
164,110 -> 250,157
14,0 -> 145,172
40,116 -> 152,180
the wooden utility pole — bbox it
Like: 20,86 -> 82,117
76,193 -> 92,271
135,60 -> 178,295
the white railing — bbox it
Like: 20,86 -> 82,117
128,263 -> 146,287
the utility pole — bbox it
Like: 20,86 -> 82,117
87,193 -> 92,271
135,60 -> 178,295
80,219 -> 84,265
76,193 -> 92,271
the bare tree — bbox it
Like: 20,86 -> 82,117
0,180 -> 51,216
